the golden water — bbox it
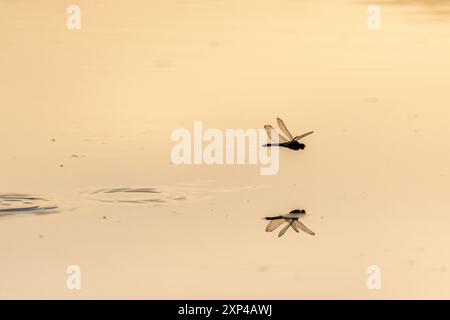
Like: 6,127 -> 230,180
1,0 -> 450,298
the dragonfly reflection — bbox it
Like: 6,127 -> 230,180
264,209 -> 315,238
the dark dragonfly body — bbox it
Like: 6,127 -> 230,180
263,141 -> 305,150
264,209 -> 305,220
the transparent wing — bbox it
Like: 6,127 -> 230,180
294,131 -> 314,141
265,219 -> 285,232
277,118 -> 294,140
294,220 -> 315,235
291,220 -> 300,233
264,125 -> 288,143
278,221 -> 292,237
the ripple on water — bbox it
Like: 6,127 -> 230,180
0,194 -> 59,217
87,187 -> 190,205
85,184 -> 268,207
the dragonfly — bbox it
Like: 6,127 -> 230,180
263,118 -> 314,151
264,209 -> 315,238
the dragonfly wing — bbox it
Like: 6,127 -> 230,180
278,221 -> 292,237
264,125 -> 288,143
295,220 -> 315,235
294,131 -> 314,141
291,220 -> 300,233
265,219 -> 285,232
277,118 -> 294,140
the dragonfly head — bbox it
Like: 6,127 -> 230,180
291,209 -> 306,214
299,143 -> 305,150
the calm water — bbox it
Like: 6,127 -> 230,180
1,0 -> 450,298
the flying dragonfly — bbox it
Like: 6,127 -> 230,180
264,209 -> 315,238
263,118 -> 313,151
